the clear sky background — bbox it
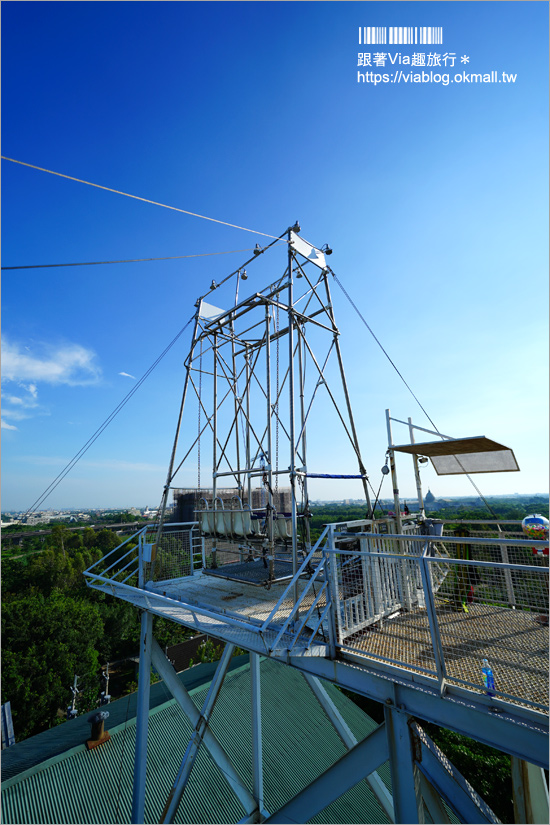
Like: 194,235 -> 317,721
2,1 -> 548,512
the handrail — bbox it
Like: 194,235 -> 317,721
268,562 -> 329,652
329,547 -> 547,575
83,526 -> 147,575
332,531 -> 549,548
260,525 -> 330,632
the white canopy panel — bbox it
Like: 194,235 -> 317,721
392,435 -> 520,475
290,231 -> 327,270
430,449 -> 519,475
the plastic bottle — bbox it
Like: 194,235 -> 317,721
481,658 -> 496,697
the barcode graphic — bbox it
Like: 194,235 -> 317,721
359,27 -> 443,45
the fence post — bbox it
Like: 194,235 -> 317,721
419,544 -> 447,695
328,525 -> 343,646
498,526 -> 517,608
323,546 -> 337,659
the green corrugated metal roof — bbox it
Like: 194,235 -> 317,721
1,657 -> 393,824
1,656 -> 248,784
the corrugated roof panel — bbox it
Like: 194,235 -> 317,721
2,657 -> 392,824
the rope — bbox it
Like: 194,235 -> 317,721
1,156 -> 282,240
22,315 -> 195,518
1,248 -> 254,271
330,269 -> 499,519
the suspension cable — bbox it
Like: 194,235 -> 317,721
330,268 -> 499,518
22,315 -> 195,518
1,248 -> 255,271
1,156 -> 282,240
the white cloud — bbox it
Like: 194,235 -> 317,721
2,337 -> 101,386
1,419 -> 18,430
119,371 -> 136,379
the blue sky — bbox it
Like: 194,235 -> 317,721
2,1 -> 548,511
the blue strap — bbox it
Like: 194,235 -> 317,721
305,473 -> 367,479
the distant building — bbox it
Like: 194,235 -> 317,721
424,489 -> 436,505
172,486 -> 293,522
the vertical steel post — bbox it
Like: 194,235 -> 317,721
297,324 -> 311,550
212,332 -> 218,568
498,525 -> 516,608
250,653 -> 264,813
385,410 -> 403,535
154,311 -> 202,564
265,304 -> 275,581
419,545 -> 447,692
384,705 -> 424,824
287,235 -> 299,606
132,610 -> 153,824
323,271 -> 372,515
386,410 -> 414,609
408,417 -> 425,516
231,279 -> 242,499
245,347 -> 252,508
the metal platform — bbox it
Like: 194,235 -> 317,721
203,557 -> 295,586
343,601 -> 549,711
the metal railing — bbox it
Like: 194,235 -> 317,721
325,530 -> 548,711
83,522 -> 203,588
83,516 -> 548,711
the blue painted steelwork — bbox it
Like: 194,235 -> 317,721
384,707 -> 422,823
160,643 -> 235,823
131,610 -> 153,824
264,722 -> 389,823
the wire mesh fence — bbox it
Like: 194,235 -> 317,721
328,533 -> 548,711
147,523 -> 201,583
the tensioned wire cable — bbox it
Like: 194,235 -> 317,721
1,156 -> 283,240
1,248 -> 255,270
330,268 -> 499,518
22,314 -> 196,519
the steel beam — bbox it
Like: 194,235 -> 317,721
419,774 -> 452,824
250,653 -> 265,815
384,706 -> 424,823
288,655 -> 549,768
264,721 -> 389,824
511,757 -> 550,824
131,610 -> 153,824
150,638 -> 257,817
413,722 -> 499,823
160,643 -> 236,823
302,672 -> 394,821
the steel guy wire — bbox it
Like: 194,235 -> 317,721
330,269 -> 499,518
23,315 -> 195,518
1,248 -> 256,270
2,156 -> 283,239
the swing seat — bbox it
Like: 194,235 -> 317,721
232,510 -> 245,536
214,508 -> 226,536
197,509 -> 218,535
199,511 -> 210,534
274,514 -> 292,540
242,508 -> 255,537
222,510 -> 234,535
251,514 -> 265,537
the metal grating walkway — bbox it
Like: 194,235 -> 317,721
344,602 -> 549,711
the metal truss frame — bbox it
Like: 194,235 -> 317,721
84,225 -> 548,823
152,226 -> 373,586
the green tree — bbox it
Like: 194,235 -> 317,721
2,592 -> 104,740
